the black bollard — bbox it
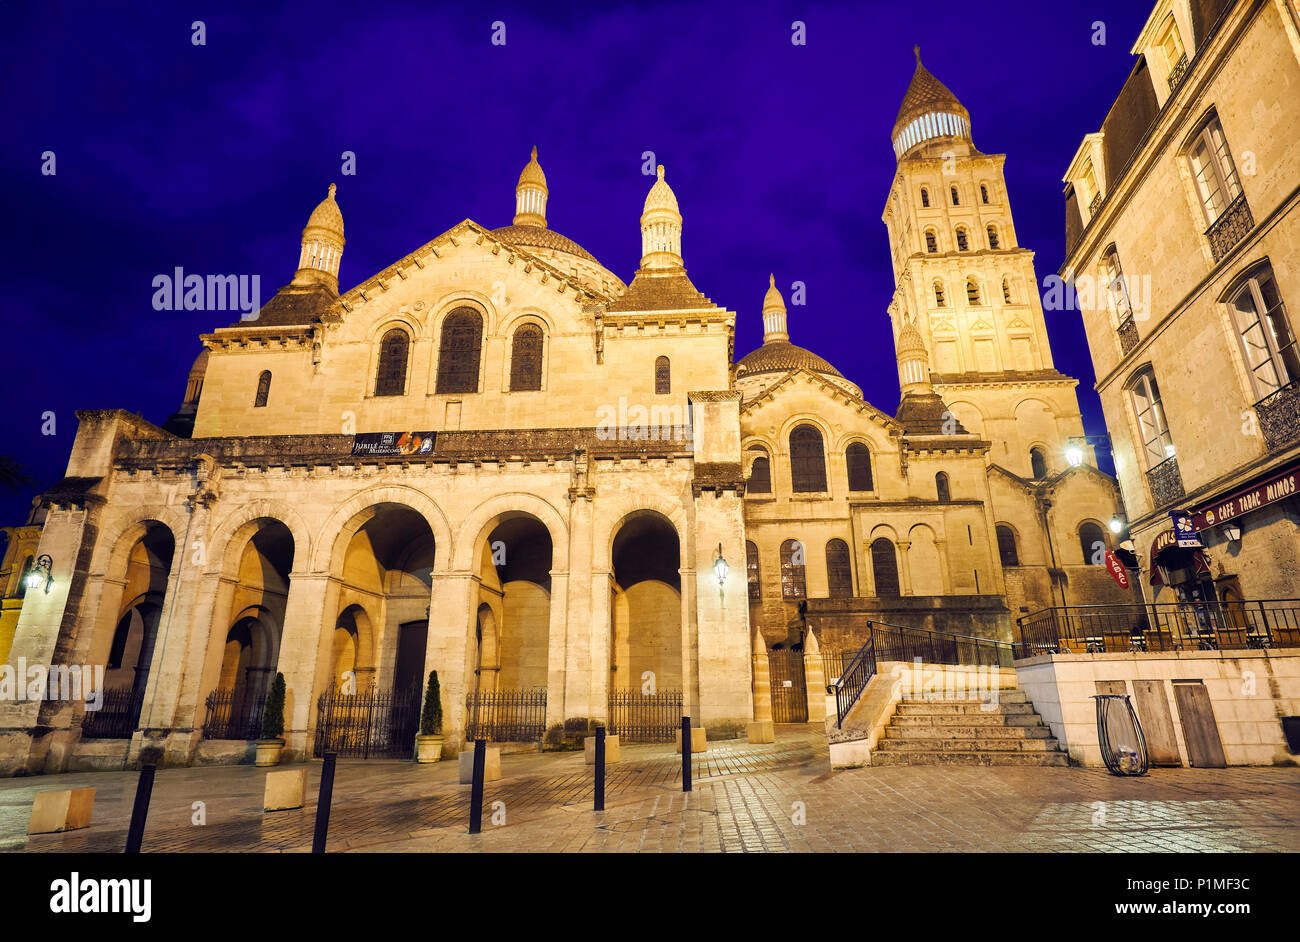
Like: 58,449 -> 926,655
312,751 -> 337,854
594,725 -> 605,812
124,763 -> 156,853
681,716 -> 692,793
468,739 -> 486,834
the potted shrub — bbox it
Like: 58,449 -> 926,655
255,672 -> 286,767
415,670 -> 444,763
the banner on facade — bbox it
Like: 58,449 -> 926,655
350,431 -> 436,457
1169,510 -> 1201,548
1103,550 -> 1130,589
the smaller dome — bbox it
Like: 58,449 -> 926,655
643,165 -> 679,214
490,224 -> 598,263
517,146 -> 547,189
896,318 -> 927,357
304,183 -> 344,240
736,340 -> 843,378
762,273 -> 786,314
187,348 -> 210,380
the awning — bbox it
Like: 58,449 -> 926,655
1149,541 -> 1211,587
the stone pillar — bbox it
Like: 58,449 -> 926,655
274,572 -> 337,761
803,629 -> 827,724
544,569 -> 569,728
896,539 -> 913,595
587,569 -> 611,724
424,571 -> 475,755
748,629 -> 774,743
563,490 -> 594,721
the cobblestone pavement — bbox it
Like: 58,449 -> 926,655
2,726 -> 1298,853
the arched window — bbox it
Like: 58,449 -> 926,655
934,281 -> 946,307
846,443 -> 873,491
986,225 -> 1000,249
1002,277 -> 1013,303
509,324 -> 543,391
1030,446 -> 1048,479
1079,522 -> 1107,566
655,356 -> 671,394
871,539 -> 900,598
1104,246 -> 1133,321
780,539 -> 806,599
967,278 -> 981,304
826,539 -> 853,598
996,525 -> 1019,567
435,308 -> 483,394
746,541 -> 762,600
748,454 -> 772,494
950,185 -> 960,206
925,230 -> 938,253
956,227 -> 969,252
789,425 -> 828,493
935,471 -> 951,502
374,329 -> 410,397
920,187 -> 930,208
980,184 -> 990,204
1129,367 -> 1176,466
254,370 -> 271,407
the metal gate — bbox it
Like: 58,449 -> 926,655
768,650 -> 808,723
465,688 -> 547,742
314,684 -> 421,759
607,689 -> 683,742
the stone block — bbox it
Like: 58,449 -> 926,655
458,747 -> 501,784
584,734 -> 620,764
28,788 -> 95,834
747,720 -> 775,743
263,767 -> 308,812
674,727 -> 708,753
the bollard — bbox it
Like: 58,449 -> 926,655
594,725 -> 605,812
312,752 -> 337,853
124,764 -> 156,854
468,739 -> 486,834
681,716 -> 692,793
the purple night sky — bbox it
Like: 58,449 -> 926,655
0,0 -> 1151,527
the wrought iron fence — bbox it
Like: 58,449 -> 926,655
202,688 -> 267,741
1145,454 -> 1185,508
314,684 -> 421,759
821,650 -> 856,685
1166,53 -> 1189,94
1117,316 -> 1139,355
767,650 -> 808,723
81,686 -> 145,739
831,635 -> 876,729
465,688 -> 548,742
1206,192 -> 1254,263
607,688 -> 683,742
1015,600 -> 1300,659
1255,379 -> 1300,451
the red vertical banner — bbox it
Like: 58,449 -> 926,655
1104,550 -> 1131,589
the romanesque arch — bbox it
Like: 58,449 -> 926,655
608,510 -> 683,693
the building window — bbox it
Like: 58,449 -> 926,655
996,525 -> 1019,567
780,539 -> 806,599
846,442 -> 873,491
986,226 -> 1000,249
1002,277 -> 1012,303
748,453 -> 772,494
509,324 -> 543,391
920,187 -> 930,208
789,425 -> 828,493
374,329 -> 410,396
254,370 -> 271,407
1079,522 -> 1107,566
1104,246 -> 1133,321
1186,115 -> 1243,225
1157,14 -> 1187,91
935,471 -> 950,502
980,184 -> 990,204
956,227 -> 969,252
15,554 -> 34,598
967,278 -> 981,304
925,230 -> 938,253
826,539 -> 853,598
871,539 -> 900,598
1130,368 -> 1176,466
655,356 -> 671,394
934,281 -> 946,307
746,541 -> 761,601
1228,263 -> 1298,400
436,308 -> 483,394
1030,447 -> 1048,479
950,185 -> 960,206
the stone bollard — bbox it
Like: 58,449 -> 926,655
585,733 -> 620,764
264,767 -> 308,812
459,746 -> 501,784
28,788 -> 95,835
749,630 -> 776,743
674,726 -> 707,754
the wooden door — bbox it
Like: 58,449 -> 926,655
1172,681 -> 1227,768
1132,679 -> 1182,766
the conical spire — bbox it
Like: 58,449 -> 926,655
639,164 -> 683,270
892,46 -> 972,159
292,183 -> 345,292
513,146 -> 548,228
762,274 -> 788,343
896,315 -> 932,394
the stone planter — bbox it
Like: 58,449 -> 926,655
415,733 -> 444,763
254,739 -> 284,767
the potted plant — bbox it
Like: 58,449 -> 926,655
255,672 -> 286,767
415,670 -> 444,763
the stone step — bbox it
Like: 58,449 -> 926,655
891,712 -> 1044,728
883,723 -> 1054,740
875,737 -> 1063,753
895,700 -> 1035,716
900,690 -> 1028,704
870,749 -> 1071,768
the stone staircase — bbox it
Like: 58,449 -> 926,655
871,690 -> 1069,767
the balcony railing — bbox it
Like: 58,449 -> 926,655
1088,191 -> 1103,218
1015,600 -> 1300,659
1206,192 -> 1254,263
1117,315 -> 1139,355
1145,454 -> 1185,507
1166,54 -> 1189,94
1255,378 -> 1300,451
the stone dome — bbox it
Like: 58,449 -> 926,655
736,340 -> 843,378
896,318 -> 927,357
643,165 -> 679,214
304,183 -> 344,240
517,146 -> 547,189
490,224 -> 598,263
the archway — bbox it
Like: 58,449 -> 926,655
610,512 -> 682,692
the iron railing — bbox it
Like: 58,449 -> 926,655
831,634 -> 877,729
1206,192 -> 1254,263
465,688 -> 548,742
1089,191 -> 1103,218
607,688 -> 683,742
1146,454 -> 1185,508
81,687 -> 144,739
1117,315 -> 1139,355
202,688 -> 267,741
768,650 -> 808,723
1015,600 -> 1300,659
1255,378 -> 1300,451
314,684 -> 421,759
1166,53 -> 1189,94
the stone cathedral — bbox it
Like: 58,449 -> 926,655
0,53 -> 1126,773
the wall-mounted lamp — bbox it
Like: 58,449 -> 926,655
24,554 -> 53,594
713,543 -> 729,586
1223,524 -> 1242,543
1109,516 -> 1124,534
1066,445 -> 1084,467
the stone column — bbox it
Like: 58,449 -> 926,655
544,568 -> 569,728
896,539 -> 913,595
275,572 -> 337,762
424,571 -> 475,755
563,488 -> 594,721
587,569 -> 611,724
747,629 -> 774,743
803,629 -> 827,724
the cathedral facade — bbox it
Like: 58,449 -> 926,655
0,56 -> 1126,773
